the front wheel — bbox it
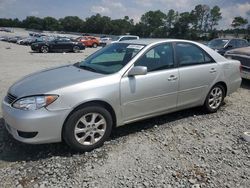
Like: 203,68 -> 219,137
92,43 -> 98,48
204,85 -> 225,113
63,106 -> 113,152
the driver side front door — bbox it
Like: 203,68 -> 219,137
120,43 -> 179,123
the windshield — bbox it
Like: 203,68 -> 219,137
208,39 -> 229,49
78,43 -> 145,74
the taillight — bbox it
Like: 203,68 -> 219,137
239,64 -> 242,72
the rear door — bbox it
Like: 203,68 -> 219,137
174,42 -> 218,108
55,38 -> 72,51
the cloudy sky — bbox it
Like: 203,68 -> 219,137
0,0 -> 249,29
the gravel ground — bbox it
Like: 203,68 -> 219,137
0,33 -> 249,188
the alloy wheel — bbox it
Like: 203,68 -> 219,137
208,87 -> 223,110
74,113 -> 107,146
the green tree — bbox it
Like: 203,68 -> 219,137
209,6 -> 222,30
84,14 -> 112,34
231,16 -> 248,29
171,12 -> 192,39
110,16 -> 134,35
191,4 -> 210,32
22,16 -> 43,30
43,17 -> 60,31
140,10 -> 167,37
166,9 -> 177,29
59,16 -> 84,32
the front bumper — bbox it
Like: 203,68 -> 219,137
2,100 -> 70,144
31,45 -> 40,51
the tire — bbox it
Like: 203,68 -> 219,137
92,43 -> 98,48
40,45 -> 49,53
204,84 -> 225,113
73,45 -> 80,53
63,106 -> 113,152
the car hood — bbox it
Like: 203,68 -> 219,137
9,64 -> 104,97
226,47 -> 250,56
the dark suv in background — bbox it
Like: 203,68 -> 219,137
208,38 -> 249,56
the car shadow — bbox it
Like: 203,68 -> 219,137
241,79 -> 250,89
0,107 -> 207,162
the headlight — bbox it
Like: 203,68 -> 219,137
12,95 -> 58,110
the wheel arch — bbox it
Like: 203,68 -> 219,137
62,100 -> 117,138
214,81 -> 227,96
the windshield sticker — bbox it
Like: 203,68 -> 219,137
127,45 -> 144,50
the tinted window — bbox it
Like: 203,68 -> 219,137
135,43 -> 174,72
176,43 -> 213,66
57,38 -> 70,42
228,39 -> 236,47
237,40 -> 248,47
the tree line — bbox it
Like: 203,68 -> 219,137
0,4 -> 249,40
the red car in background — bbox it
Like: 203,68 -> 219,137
76,36 -> 100,48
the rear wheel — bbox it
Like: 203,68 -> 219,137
92,43 -> 98,48
40,45 -> 49,53
63,106 -> 112,152
73,45 -> 80,53
204,84 -> 225,113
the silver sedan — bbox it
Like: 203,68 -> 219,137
2,39 -> 241,151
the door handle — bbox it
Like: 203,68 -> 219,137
168,75 -> 178,81
210,68 -> 217,73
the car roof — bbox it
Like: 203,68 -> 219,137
119,38 -> 197,45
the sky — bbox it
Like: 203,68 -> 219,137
0,0 -> 249,29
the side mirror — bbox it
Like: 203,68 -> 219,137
128,66 -> 147,76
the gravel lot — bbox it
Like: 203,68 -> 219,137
0,32 -> 249,188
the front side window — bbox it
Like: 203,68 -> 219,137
228,39 -> 236,47
134,43 -> 174,72
78,43 -> 145,74
176,43 -> 213,66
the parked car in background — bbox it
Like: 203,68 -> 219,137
2,39 -> 241,152
8,36 -> 23,43
0,36 -> 9,41
99,37 -> 112,47
0,27 -> 12,32
111,35 -> 139,44
76,36 -> 100,48
18,36 -> 52,45
225,47 -> 250,80
31,37 -> 85,53
208,38 -> 249,56
29,32 -> 46,37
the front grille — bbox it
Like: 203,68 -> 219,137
230,56 -> 250,67
242,66 -> 250,72
5,93 -> 17,104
